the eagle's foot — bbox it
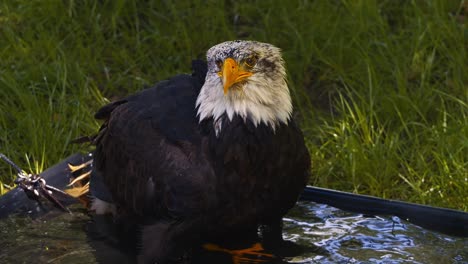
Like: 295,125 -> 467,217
203,242 -> 274,264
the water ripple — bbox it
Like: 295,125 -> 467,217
0,201 -> 466,263
283,201 -> 468,264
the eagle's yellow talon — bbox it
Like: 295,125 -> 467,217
203,242 -> 273,264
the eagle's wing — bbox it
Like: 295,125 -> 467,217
93,61 -> 212,218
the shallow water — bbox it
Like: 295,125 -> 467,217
0,202 -> 466,264
284,202 -> 467,263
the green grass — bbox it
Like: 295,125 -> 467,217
0,0 -> 466,211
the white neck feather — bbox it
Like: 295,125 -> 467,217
196,74 -> 292,133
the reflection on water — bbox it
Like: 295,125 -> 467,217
0,202 -> 466,264
284,202 -> 467,263
0,206 -> 95,264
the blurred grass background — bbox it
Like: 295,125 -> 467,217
0,0 -> 466,210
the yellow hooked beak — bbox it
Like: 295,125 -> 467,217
217,58 -> 253,94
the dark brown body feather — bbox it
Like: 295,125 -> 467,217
92,61 -> 310,263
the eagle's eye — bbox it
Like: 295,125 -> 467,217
243,54 -> 258,69
215,59 -> 223,69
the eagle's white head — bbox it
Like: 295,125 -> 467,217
196,40 -> 292,133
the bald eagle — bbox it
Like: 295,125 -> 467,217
86,40 -> 310,263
